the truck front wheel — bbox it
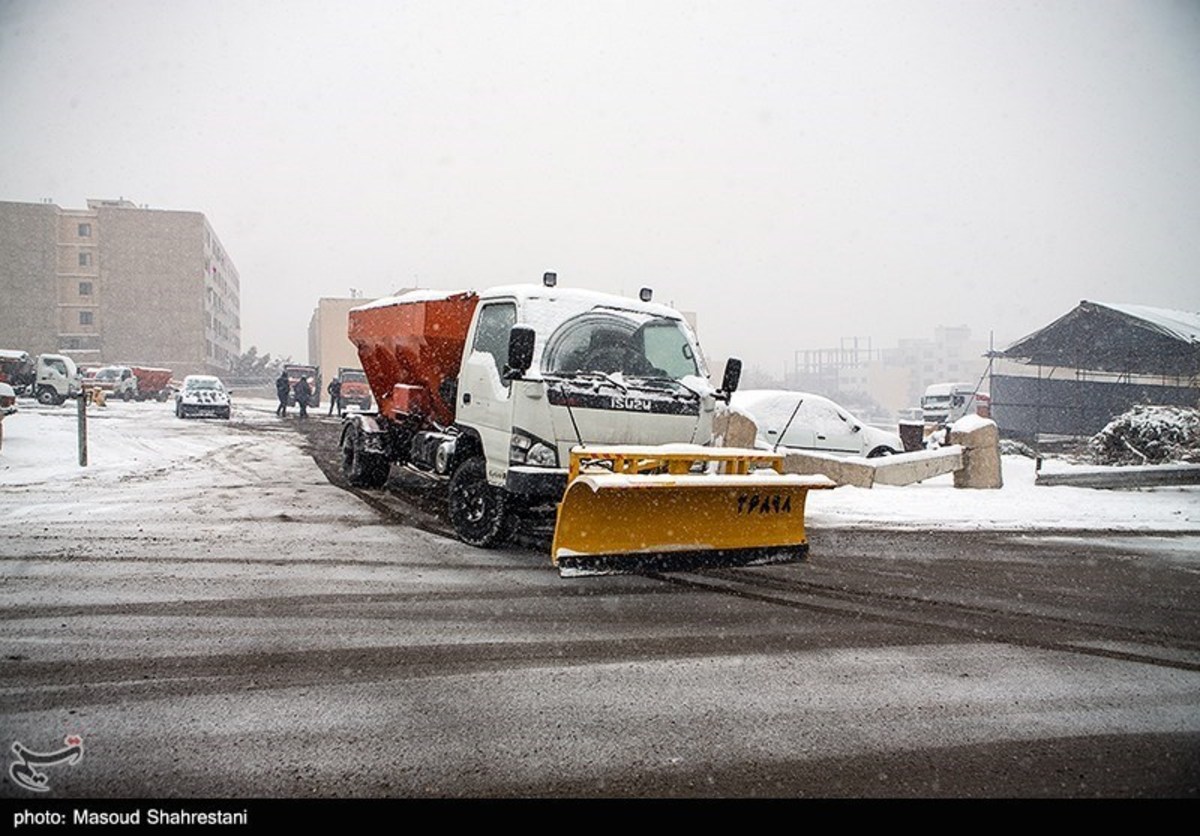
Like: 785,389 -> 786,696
36,386 -> 60,406
448,457 -> 516,548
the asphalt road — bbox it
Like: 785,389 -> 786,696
1,408 -> 1198,799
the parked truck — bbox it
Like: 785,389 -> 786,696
284,364 -> 321,408
335,367 -> 372,416
0,350 -> 35,396
85,366 -> 138,400
341,275 -> 832,576
921,382 -> 990,428
129,366 -> 174,402
32,354 -> 82,405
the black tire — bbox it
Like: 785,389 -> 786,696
867,446 -> 897,459
122,390 -> 133,402
448,457 -> 516,548
36,387 -> 59,406
341,424 -> 389,488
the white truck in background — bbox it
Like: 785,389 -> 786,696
87,366 -> 138,400
33,354 -> 83,405
921,382 -> 990,427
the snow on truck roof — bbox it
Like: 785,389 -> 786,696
351,284 -> 686,320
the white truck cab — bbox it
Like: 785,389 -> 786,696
455,284 -> 724,498
34,354 -> 82,405
91,366 -> 138,400
921,382 -> 988,427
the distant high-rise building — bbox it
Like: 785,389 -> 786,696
0,198 -> 240,376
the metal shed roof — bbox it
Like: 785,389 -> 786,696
996,300 -> 1200,377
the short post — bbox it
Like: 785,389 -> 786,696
77,394 -> 88,467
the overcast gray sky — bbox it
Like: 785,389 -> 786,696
2,0 -> 1198,377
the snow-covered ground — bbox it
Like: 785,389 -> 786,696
1,396 -> 1198,534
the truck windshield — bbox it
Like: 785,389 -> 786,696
541,311 -> 699,381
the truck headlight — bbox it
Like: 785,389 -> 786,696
510,429 -> 558,467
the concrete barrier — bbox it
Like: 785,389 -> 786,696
715,408 -> 1002,489
949,414 -> 1003,489
1035,464 -> 1200,488
712,407 -> 760,450
781,446 -> 963,488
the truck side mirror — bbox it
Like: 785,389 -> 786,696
504,326 -> 536,380
718,358 -> 742,402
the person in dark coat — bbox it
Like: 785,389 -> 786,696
294,376 -> 312,419
275,370 -> 290,417
327,377 -> 342,417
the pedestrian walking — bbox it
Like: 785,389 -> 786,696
294,376 -> 312,419
275,370 -> 290,417
327,376 -> 342,417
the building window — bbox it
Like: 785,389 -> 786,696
79,311 -> 93,326
78,223 -> 91,237
79,281 -> 93,296
78,252 -> 91,267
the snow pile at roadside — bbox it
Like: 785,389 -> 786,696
0,399 -> 284,487
804,453 -> 1198,531
1088,405 -> 1200,466
2,398 -> 1197,534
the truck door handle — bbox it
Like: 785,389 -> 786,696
462,393 -> 471,404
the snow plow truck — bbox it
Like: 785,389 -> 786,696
341,274 -> 833,576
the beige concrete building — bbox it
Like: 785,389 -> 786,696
0,198 -> 240,377
308,296 -> 386,381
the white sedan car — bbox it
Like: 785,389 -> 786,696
731,389 -> 903,458
175,375 -> 231,420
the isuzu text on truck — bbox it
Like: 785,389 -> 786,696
341,274 -> 833,576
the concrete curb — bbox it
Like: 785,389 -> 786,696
1036,464 -> 1200,489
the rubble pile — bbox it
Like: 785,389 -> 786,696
1088,405 -> 1200,465
999,439 -> 1038,458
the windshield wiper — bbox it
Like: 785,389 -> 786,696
627,376 -> 701,399
552,370 -> 629,393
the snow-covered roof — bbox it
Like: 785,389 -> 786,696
351,284 -> 685,321
998,300 -> 1200,377
1097,303 -> 1200,344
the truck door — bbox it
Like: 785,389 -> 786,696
457,301 -> 517,485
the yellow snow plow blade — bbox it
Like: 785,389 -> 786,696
551,446 -> 837,577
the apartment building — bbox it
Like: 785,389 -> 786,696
0,198 -> 240,377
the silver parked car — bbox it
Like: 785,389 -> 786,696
731,389 -> 903,458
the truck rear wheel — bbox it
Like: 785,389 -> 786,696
448,457 -> 516,548
341,424 -> 389,488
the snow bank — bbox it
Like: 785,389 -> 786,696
2,397 -> 1197,534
